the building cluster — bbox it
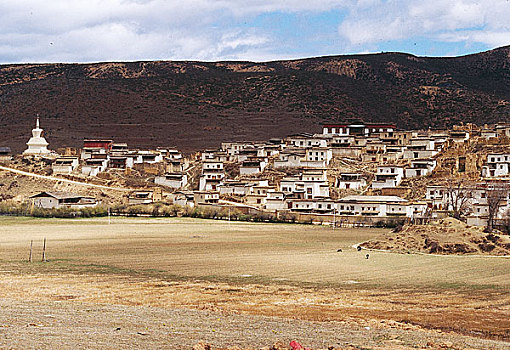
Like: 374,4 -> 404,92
78,139 -> 185,177
170,121 -> 510,227
4,118 -> 510,227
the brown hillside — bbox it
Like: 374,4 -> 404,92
0,46 -> 509,152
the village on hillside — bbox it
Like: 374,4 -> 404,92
1,117 -> 510,231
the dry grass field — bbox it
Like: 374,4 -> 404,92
0,216 -> 509,349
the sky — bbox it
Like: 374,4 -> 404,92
0,0 -> 509,63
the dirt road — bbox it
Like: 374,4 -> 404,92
0,165 -> 130,191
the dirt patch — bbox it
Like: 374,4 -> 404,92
1,299 -> 506,350
0,269 -> 509,342
0,272 -> 509,349
360,217 -> 510,255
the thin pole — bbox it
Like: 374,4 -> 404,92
108,207 -> 111,225
29,240 -> 33,263
333,207 -> 336,229
42,238 -> 46,262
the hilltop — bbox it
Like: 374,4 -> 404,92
0,46 -> 509,152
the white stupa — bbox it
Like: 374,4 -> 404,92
23,117 -> 51,156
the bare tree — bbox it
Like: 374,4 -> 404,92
501,208 -> 510,234
445,180 -> 473,220
485,183 -> 510,232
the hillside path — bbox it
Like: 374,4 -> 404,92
0,165 -> 130,192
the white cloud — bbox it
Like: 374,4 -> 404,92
0,0 -> 351,62
439,31 -> 510,49
339,0 -> 510,49
0,0 -> 508,63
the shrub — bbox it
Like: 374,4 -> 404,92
181,205 -> 195,217
375,219 -> 405,228
159,204 -> 181,217
252,212 -> 274,222
278,212 -> 297,223
238,214 -> 252,221
0,201 -> 27,215
126,204 -> 153,216
1,203 -> 110,219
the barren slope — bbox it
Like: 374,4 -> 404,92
0,46 -> 509,152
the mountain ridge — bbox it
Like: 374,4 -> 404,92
0,46 -> 509,152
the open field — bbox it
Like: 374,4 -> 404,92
0,217 -> 509,349
2,216 -> 509,287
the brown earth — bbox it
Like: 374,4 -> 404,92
1,47 -> 509,152
0,167 -> 127,204
0,217 -> 509,349
360,217 -> 510,255
0,269 -> 508,350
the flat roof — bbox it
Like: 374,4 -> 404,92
323,123 -> 396,128
83,139 -> 113,143
339,195 -> 407,203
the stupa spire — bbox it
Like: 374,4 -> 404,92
23,116 -> 51,156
